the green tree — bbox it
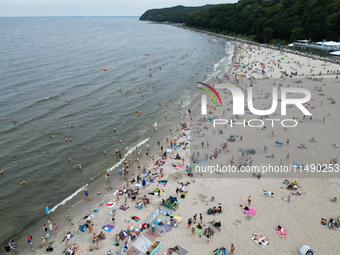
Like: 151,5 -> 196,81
262,27 -> 273,42
290,27 -> 303,42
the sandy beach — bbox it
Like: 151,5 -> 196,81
9,39 -> 340,255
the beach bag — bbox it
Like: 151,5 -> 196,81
181,194 -> 185,198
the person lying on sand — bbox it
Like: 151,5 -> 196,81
240,205 -> 250,211
253,234 -> 267,241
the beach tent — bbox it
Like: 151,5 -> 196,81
299,245 -> 315,255
133,236 -> 152,254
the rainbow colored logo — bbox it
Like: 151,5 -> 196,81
197,82 -> 222,106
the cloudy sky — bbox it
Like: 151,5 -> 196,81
0,0 -> 237,17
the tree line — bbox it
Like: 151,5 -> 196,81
140,0 -> 340,43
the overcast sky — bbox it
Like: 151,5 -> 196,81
0,0 -> 237,17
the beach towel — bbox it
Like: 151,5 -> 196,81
194,224 -> 204,235
131,216 -> 140,222
144,229 -> 160,241
106,201 -> 116,208
213,248 -> 227,255
126,247 -> 139,255
93,208 -> 98,212
173,245 -> 188,255
243,207 -> 256,216
174,146 -> 180,150
78,224 -> 88,232
102,225 -> 115,232
202,228 -> 216,237
275,142 -> 284,147
118,231 -> 127,241
293,163 -> 304,169
154,161 -> 166,166
252,234 -> 269,248
202,162 -> 207,166
276,228 -> 288,238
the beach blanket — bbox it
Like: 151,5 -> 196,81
164,224 -> 173,232
154,161 -> 165,166
213,248 -> 227,255
131,216 -> 140,222
78,224 -> 88,232
118,231 -> 127,241
243,207 -> 256,216
174,146 -> 180,150
106,201 -> 116,208
293,163 -> 304,169
144,229 -> 160,241
275,142 -> 284,147
102,224 -> 115,232
163,199 -> 176,210
252,234 -> 269,248
194,224 -> 204,235
173,245 -> 188,255
202,162 -> 207,166
276,228 -> 288,238
202,228 -> 216,237
126,247 -> 139,255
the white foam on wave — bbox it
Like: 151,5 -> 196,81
49,137 -> 149,213
214,57 -> 226,72
50,185 -> 85,213
107,137 -> 150,173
